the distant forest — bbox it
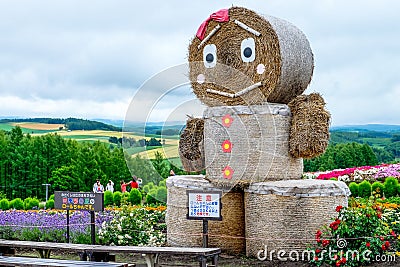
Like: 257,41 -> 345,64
305,129 -> 400,172
0,118 -> 122,132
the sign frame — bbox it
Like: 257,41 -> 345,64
54,191 -> 104,212
186,190 -> 223,221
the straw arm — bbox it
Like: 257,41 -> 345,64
288,93 -> 330,159
179,118 -> 205,172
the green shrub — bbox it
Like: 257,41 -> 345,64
11,198 -> 24,210
146,189 -> 158,205
104,191 -> 114,207
348,182 -> 359,197
129,189 -> 142,205
23,197 -> 33,210
143,183 -> 155,194
0,199 -> 9,210
49,194 -> 54,200
358,180 -> 371,198
158,180 -> 166,187
371,182 -> 385,198
113,192 -> 122,206
28,198 -> 40,210
39,203 -> 45,209
384,177 -> 399,198
155,187 -> 167,204
45,199 -> 54,209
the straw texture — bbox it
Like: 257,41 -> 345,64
179,117 -> 205,172
288,93 -> 330,159
244,180 -> 349,257
188,6 -> 313,107
203,103 -> 303,187
166,175 -> 245,254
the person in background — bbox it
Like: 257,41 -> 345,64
170,169 -> 176,176
120,180 -> 127,193
128,176 -> 139,190
106,180 -> 114,193
93,180 -> 104,193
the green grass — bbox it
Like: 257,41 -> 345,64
361,137 -> 391,148
0,123 -> 55,134
62,135 -> 110,140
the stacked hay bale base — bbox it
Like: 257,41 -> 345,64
245,179 -> 350,257
203,103 -> 303,187
166,175 -> 245,254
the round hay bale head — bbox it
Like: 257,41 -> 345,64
166,175 -> 245,254
188,6 -> 313,107
203,103 -> 303,187
244,179 -> 350,257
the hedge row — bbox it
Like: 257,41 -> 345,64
0,180 -> 168,210
349,176 -> 400,198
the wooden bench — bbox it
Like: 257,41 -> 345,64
0,256 -> 128,267
82,245 -> 221,267
0,240 -> 221,267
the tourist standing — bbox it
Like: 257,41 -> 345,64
106,180 -> 114,193
93,180 -> 104,193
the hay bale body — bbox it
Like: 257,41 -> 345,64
188,6 -> 313,106
244,180 -> 350,257
179,118 -> 205,172
203,103 -> 303,187
289,93 -> 330,158
166,175 -> 245,254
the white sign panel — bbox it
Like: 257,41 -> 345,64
187,190 -> 222,220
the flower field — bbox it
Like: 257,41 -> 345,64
310,198 -> 400,266
304,163 -> 400,183
0,206 -> 166,246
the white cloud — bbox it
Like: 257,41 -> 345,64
0,0 -> 399,125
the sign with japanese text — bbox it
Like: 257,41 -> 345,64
54,191 -> 104,211
187,190 -> 222,221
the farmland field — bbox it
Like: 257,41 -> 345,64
1,122 -> 181,161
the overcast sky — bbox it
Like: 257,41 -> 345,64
0,0 -> 399,126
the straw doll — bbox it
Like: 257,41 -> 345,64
179,7 -> 330,186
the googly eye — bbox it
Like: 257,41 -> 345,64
203,44 -> 217,68
241,38 -> 255,63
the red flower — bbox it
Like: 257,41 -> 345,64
377,213 -> 382,219
382,244 -> 387,251
315,249 -> 321,254
316,230 -> 322,238
316,237 -> 321,243
221,140 -> 232,153
329,219 -> 341,230
366,242 -> 370,248
314,256 -> 319,261
322,239 -> 330,247
366,214 -> 371,218
391,230 -> 397,237
221,114 -> 234,128
222,166 -> 234,179
336,261 -> 341,267
341,258 -> 347,264
336,205 -> 343,212
380,236 -> 384,241
385,241 -> 390,248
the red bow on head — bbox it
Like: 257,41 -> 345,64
196,9 -> 229,40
